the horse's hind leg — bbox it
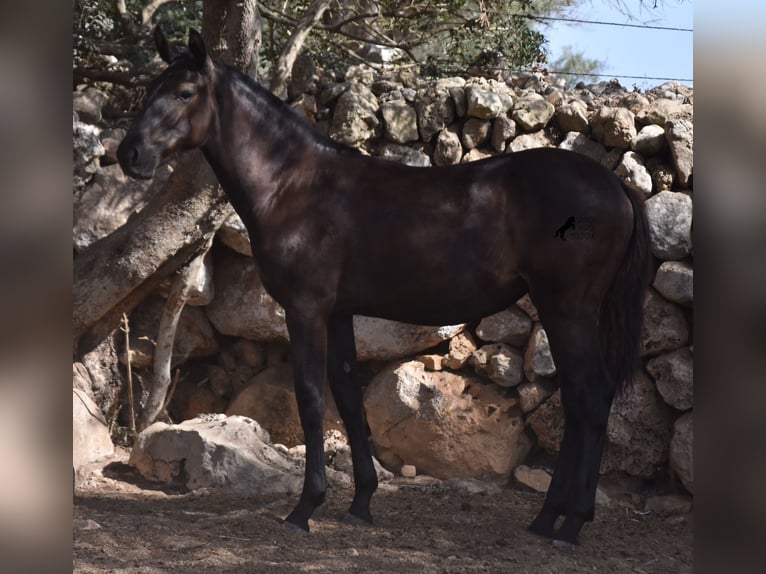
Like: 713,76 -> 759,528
528,308 -> 617,545
327,314 -> 378,524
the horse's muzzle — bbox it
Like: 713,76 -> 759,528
117,137 -> 156,180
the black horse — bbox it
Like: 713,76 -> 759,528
118,28 -> 651,546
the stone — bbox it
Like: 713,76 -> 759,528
516,294 -> 539,321
512,94 -> 555,131
73,87 -> 108,124
641,288 -> 689,357
433,128 -> 463,165
415,87 -> 455,141
555,100 -> 589,133
462,148 -> 494,163
653,261 -> 693,305
329,87 -> 380,146
631,124 -> 667,156
465,86 -> 513,119
206,250 -> 289,342
381,100 -> 419,144
528,371 -> 673,478
444,331 -> 478,370
129,414 -> 304,495
591,106 -> 637,149
602,370 -> 673,477
377,143 -> 431,166
470,343 -> 524,387
353,318 -> 464,362
558,131 -> 607,164
363,360 -> 531,479
523,324 -> 557,381
616,151 -> 653,198
475,305 -> 532,347
636,98 -> 693,127
516,379 -> 556,413
448,86 -> 467,117
461,118 -> 491,150
416,354 -> 444,371
73,388 -> 114,471
514,465 -> 551,492
647,347 -> 693,411
167,376 -> 228,422
226,364 -> 344,447
72,118 -> 104,188
490,115 -> 516,152
665,120 -> 694,188
670,411 -> 693,493
644,494 -> 693,516
217,213 -> 252,256
400,464 -> 417,478
645,191 -> 693,260
647,158 -> 676,192
507,131 -> 554,153
526,390 -> 564,452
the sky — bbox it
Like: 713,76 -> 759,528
540,0 -> 694,90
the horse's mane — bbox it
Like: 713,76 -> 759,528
214,58 -> 361,157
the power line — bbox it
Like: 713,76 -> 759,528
545,70 -> 693,83
523,14 -> 693,33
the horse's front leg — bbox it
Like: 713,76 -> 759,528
284,309 -> 329,532
327,314 -> 378,525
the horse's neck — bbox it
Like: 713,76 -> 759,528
201,67 -> 324,220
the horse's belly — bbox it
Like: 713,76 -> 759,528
339,273 -> 527,326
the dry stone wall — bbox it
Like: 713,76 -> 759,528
73,68 -> 693,495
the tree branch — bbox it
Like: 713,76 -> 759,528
269,0 -> 333,99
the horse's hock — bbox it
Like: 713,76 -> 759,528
73,67 -> 692,497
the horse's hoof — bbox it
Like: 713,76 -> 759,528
527,517 -> 555,539
342,512 -> 373,528
552,538 -> 578,549
283,517 -> 310,534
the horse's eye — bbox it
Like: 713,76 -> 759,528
176,90 -> 193,102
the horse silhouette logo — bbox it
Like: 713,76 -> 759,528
554,216 -> 576,240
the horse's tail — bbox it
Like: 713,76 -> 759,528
600,183 -> 652,392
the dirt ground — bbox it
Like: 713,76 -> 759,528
73,450 -> 692,574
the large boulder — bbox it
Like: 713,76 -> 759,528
475,305 -> 532,346
225,364 -> 345,447
129,414 -> 303,496
363,360 -> 531,478
512,94 -> 555,131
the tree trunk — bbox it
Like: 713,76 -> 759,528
72,0 -> 261,358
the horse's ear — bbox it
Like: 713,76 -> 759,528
154,26 -> 175,64
188,28 -> 210,69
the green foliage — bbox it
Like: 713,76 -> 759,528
550,45 -> 606,86
258,0 -> 579,78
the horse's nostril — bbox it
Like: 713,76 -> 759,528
129,147 -> 139,165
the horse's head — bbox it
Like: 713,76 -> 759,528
118,27 -> 215,179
